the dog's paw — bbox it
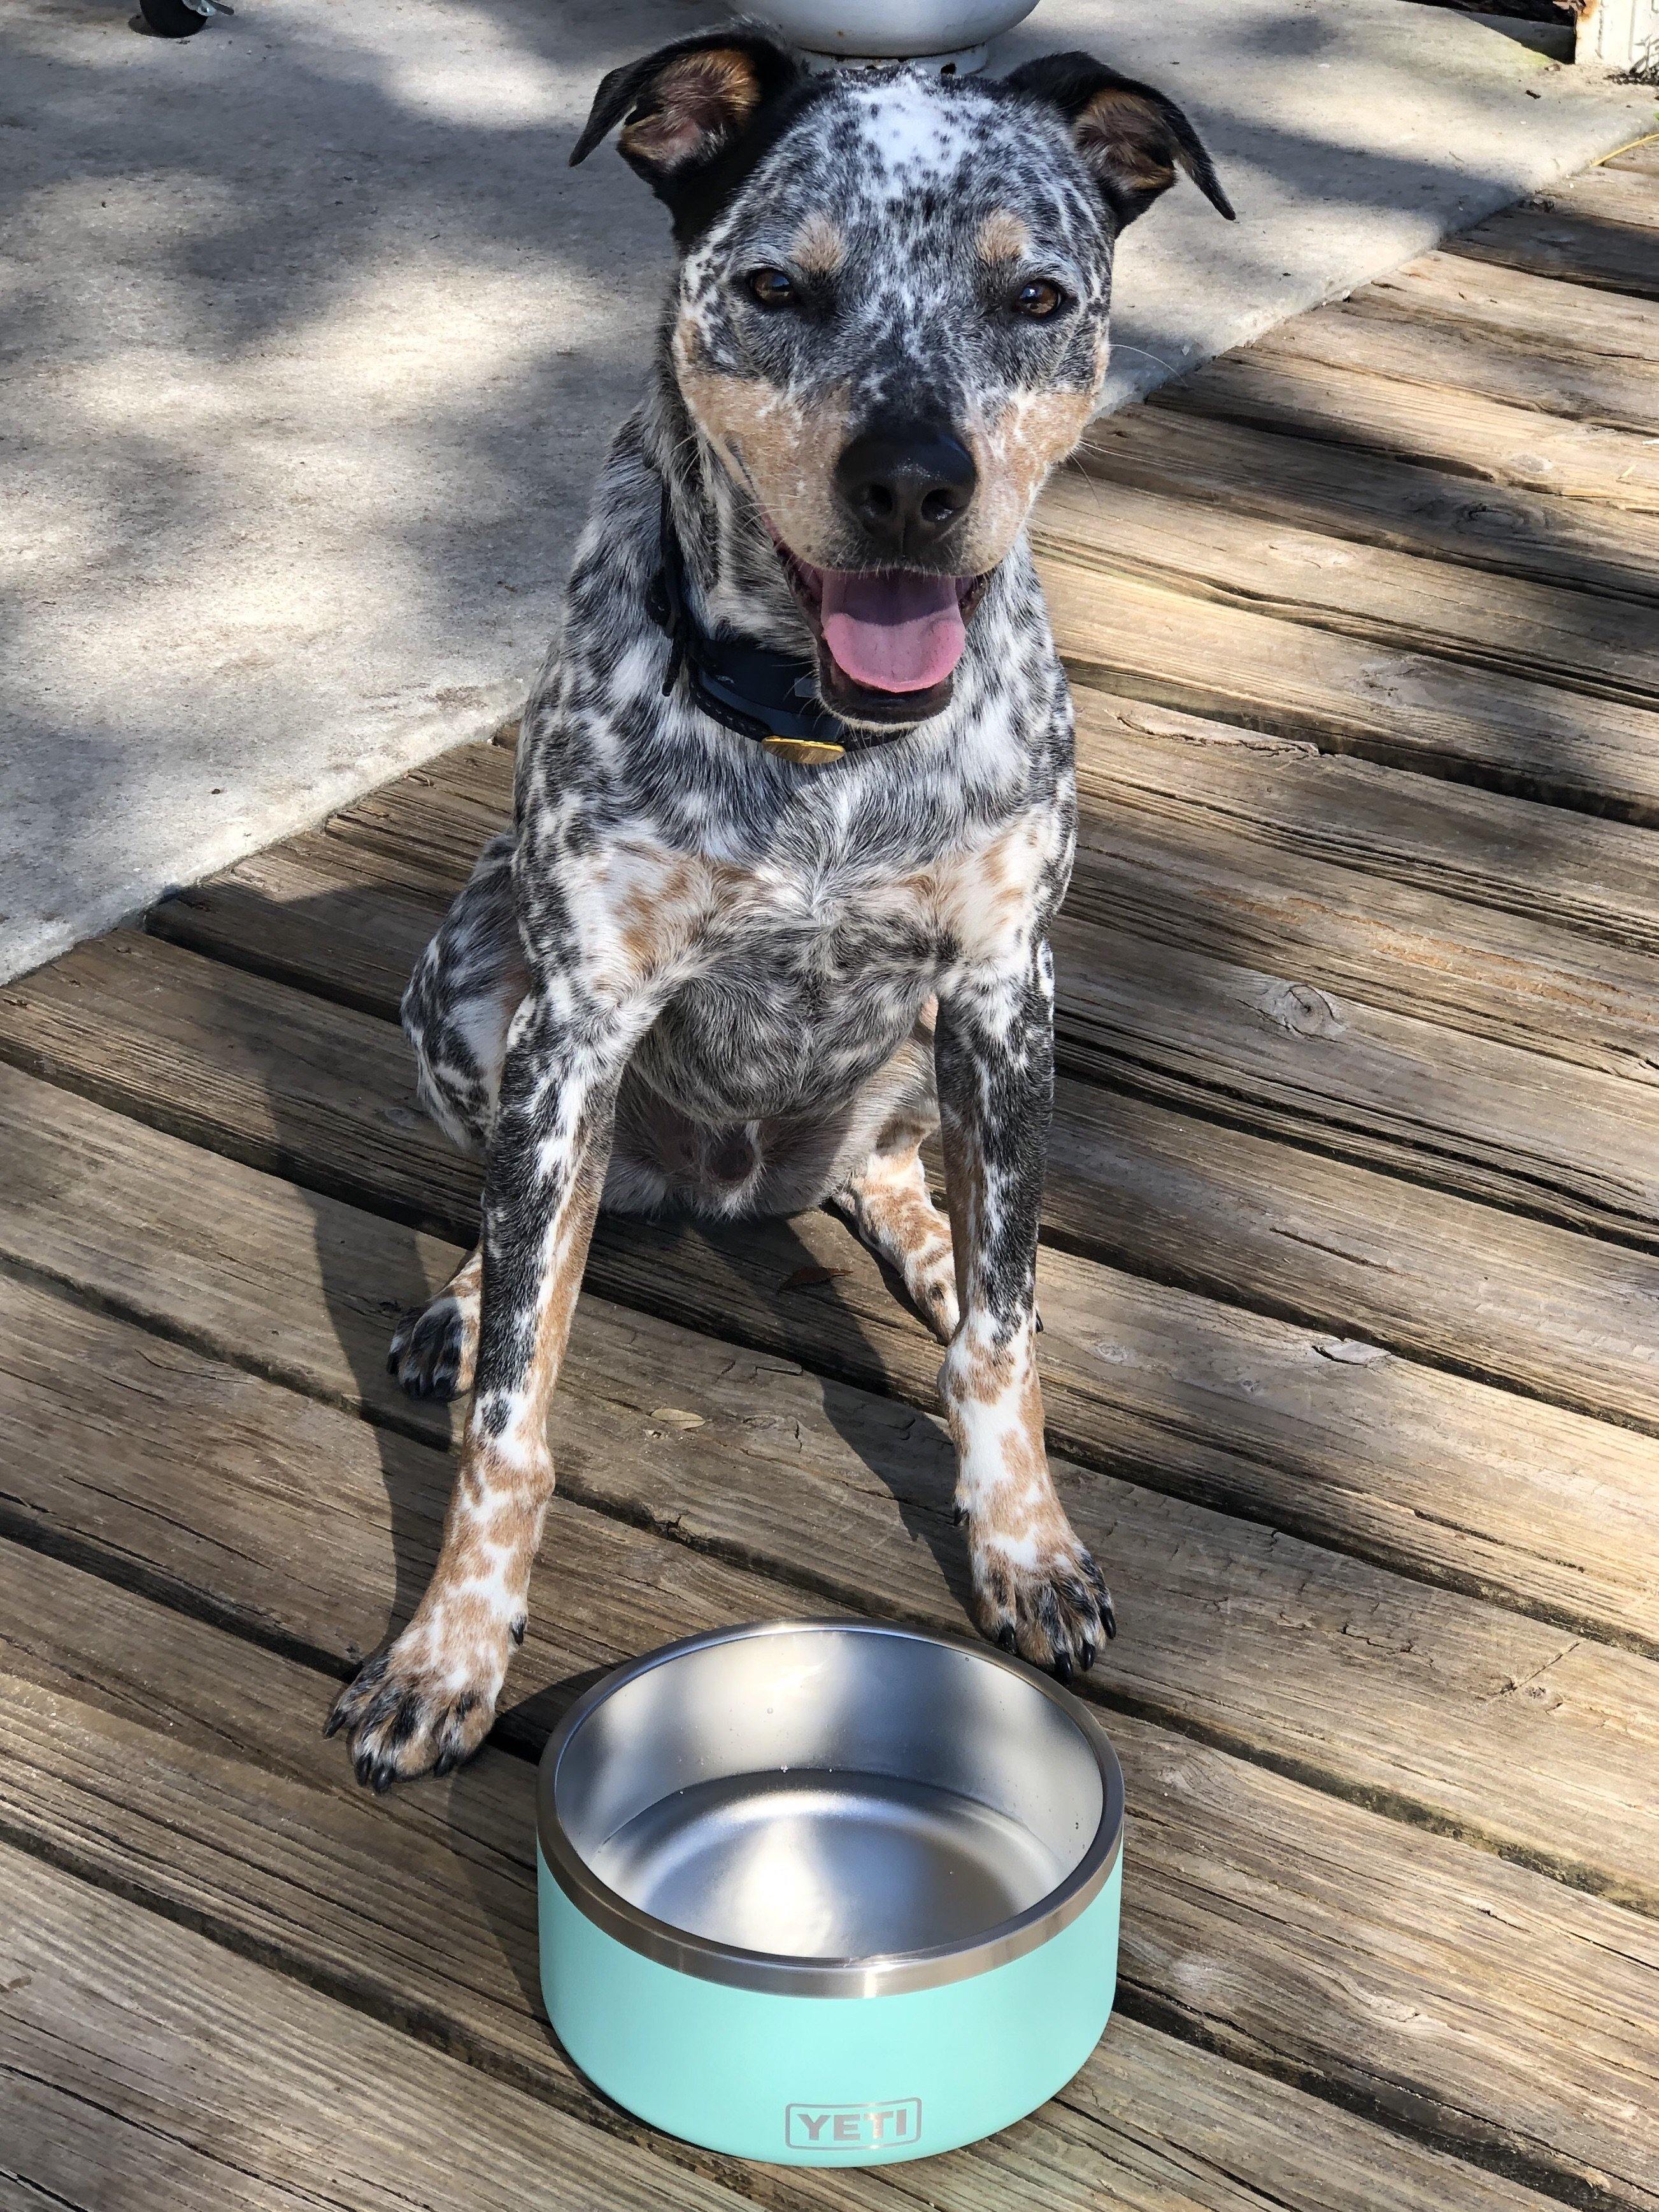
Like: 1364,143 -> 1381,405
910,1257 -> 961,1346
388,1291 -> 476,1402
325,1623 -> 507,1790
968,1529 -> 1115,1682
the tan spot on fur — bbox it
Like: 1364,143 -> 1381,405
790,211 -> 846,275
975,209 -> 1032,263
673,311 -> 708,372
413,1119 -> 612,1664
1075,85 -> 1178,199
941,1332 -> 1078,1572
836,1138 -> 958,1341
960,388 -> 1099,573
586,843 -> 709,993
674,356 -> 851,560
907,820 -> 1052,967
516,1146 -> 609,1439
618,48 -> 763,173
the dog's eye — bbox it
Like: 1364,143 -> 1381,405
1013,278 -> 1066,320
746,266 -> 797,310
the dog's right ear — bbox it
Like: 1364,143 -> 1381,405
1003,52 -> 1234,231
570,32 -> 805,239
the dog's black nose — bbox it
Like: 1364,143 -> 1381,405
835,424 -> 976,555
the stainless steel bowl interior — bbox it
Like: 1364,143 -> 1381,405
544,1621 -> 1120,1993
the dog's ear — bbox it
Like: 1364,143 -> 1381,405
1002,52 -> 1234,230
570,32 -> 806,238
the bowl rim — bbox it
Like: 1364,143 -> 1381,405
538,1617 -> 1124,1997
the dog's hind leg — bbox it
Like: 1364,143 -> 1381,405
389,1243 -> 482,1402
830,1139 -> 959,1345
401,831 -> 529,1157
390,832 -> 527,1402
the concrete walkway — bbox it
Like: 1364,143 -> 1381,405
1,0 -> 1651,982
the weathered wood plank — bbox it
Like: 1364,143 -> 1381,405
1248,253 -> 1659,433
0,1839 -> 778,2212
1446,171 -> 1659,299
0,1271 -> 817,1710
155,835 -> 440,1018
1041,1079 -> 1659,1432
4,1059 -> 1650,1661
1039,553 -> 1659,819
0,1545 -> 1582,2212
1153,347 -> 1659,508
325,742 -> 520,880
1071,769 -> 1659,1095
1534,165 -> 1659,234
4,1108 -> 1656,1901
1486,167 -> 1659,236
1079,404 -> 1659,608
1037,469 -> 1659,711
1607,137 -> 1659,179
8,926 -> 1659,1446
1051,906 -> 1659,1250
1071,692 -> 1659,972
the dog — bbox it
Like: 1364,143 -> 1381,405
327,30 -> 1232,1789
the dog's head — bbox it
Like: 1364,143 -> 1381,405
573,35 -> 1232,728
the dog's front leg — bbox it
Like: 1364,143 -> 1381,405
936,938 -> 1114,1678
330,984 -> 632,1788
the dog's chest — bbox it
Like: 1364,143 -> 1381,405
588,807 -> 1057,1119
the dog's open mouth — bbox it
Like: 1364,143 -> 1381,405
774,544 -> 987,727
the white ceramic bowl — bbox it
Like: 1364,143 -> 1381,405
754,0 -> 1041,68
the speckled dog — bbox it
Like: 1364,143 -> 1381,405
328,31 -> 1231,1788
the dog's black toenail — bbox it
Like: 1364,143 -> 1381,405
510,1615 -> 527,1646
997,1625 -> 1018,1653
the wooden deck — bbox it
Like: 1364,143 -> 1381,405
4,138 -> 1659,2212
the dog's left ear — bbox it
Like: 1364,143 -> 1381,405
570,32 -> 806,239
1003,53 -> 1234,230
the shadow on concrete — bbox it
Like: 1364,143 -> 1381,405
5,0 -> 1648,981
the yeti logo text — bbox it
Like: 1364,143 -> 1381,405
785,2099 -> 922,2151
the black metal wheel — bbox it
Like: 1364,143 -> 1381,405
138,0 -> 207,36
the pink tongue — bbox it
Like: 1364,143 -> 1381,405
819,569 -> 967,694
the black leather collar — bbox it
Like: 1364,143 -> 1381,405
646,492 -> 905,766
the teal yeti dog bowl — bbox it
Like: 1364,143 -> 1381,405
538,1619 -> 1123,2166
